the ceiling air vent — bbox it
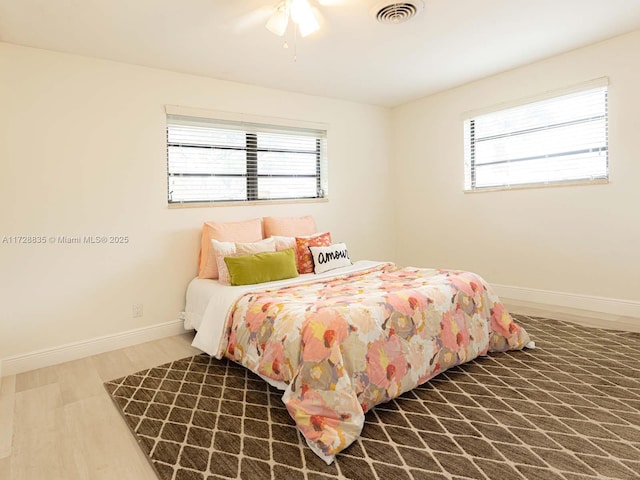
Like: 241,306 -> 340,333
372,1 -> 424,24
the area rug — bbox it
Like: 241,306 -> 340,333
105,315 -> 640,480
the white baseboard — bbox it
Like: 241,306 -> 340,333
2,287 -> 637,377
1,319 -> 187,377
493,284 -> 640,319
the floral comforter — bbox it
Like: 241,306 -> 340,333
220,264 -> 531,463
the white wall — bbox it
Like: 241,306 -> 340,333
4,29 -> 640,371
0,43 -> 394,364
392,31 -> 640,311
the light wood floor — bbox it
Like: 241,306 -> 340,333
0,333 -> 200,480
0,306 -> 638,480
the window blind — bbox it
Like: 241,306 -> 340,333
166,114 -> 328,204
463,80 -> 608,191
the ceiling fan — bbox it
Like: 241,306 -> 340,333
233,0 -> 345,37
266,0 -> 320,37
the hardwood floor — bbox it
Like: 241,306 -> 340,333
0,375 -> 15,458
0,333 -> 200,480
0,306 -> 637,479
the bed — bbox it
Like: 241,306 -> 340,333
184,257 -> 533,464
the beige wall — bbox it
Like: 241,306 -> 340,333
0,43 -> 394,360
392,31 -> 640,305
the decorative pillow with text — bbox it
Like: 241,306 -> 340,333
308,242 -> 351,274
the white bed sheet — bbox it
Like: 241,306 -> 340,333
183,260 -> 385,359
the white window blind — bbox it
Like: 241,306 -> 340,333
463,80 -> 608,191
166,113 -> 328,205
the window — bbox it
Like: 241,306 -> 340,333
463,79 -> 608,191
166,108 -> 328,205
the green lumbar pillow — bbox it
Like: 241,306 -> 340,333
224,248 -> 299,286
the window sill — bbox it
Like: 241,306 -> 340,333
168,197 -> 329,209
463,178 -> 609,194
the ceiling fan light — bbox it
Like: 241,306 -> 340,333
298,18 -> 320,37
297,15 -> 320,37
291,0 -> 319,37
266,3 -> 289,36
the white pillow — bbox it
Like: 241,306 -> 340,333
212,237 -> 276,284
308,243 -> 351,274
236,237 -> 275,255
269,235 -> 297,252
211,240 -> 236,285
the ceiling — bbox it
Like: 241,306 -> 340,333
1,0 -> 640,107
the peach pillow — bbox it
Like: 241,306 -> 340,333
295,232 -> 332,274
198,218 -> 263,279
263,215 -> 317,237
213,237 -> 276,285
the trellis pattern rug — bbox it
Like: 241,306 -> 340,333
105,315 -> 640,480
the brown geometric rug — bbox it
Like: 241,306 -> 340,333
104,315 -> 640,480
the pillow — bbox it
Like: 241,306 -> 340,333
198,218 -> 262,279
295,232 -> 332,274
236,237 -> 276,255
263,215 -> 317,237
309,243 -> 351,274
270,235 -> 297,252
213,238 -> 276,285
224,249 -> 299,286
212,240 -> 236,284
